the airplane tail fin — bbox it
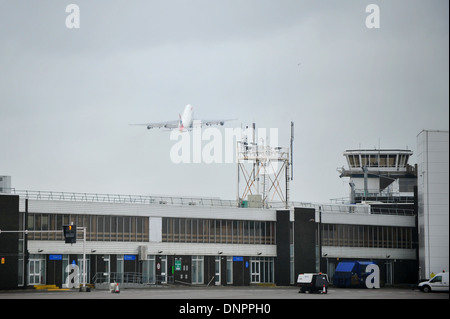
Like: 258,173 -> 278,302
179,114 -> 184,131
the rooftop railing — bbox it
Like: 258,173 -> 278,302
1,189 -> 414,215
5,189 -> 240,207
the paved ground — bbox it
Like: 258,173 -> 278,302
0,286 -> 448,299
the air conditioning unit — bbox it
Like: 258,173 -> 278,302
247,194 -> 263,208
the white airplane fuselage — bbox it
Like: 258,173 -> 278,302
179,104 -> 194,131
130,104 -> 234,131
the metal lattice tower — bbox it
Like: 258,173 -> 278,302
237,122 -> 293,209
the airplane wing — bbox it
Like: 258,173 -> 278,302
199,118 -> 238,127
129,120 -> 179,130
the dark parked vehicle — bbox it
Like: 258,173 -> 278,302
297,273 -> 329,294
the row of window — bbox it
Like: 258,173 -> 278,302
27,213 -> 149,242
26,214 -> 414,249
347,153 -> 410,168
321,224 -> 414,249
162,218 -> 276,245
25,214 -> 277,245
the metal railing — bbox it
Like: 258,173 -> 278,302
320,203 -> 415,216
93,272 -> 141,284
370,207 -> 415,216
6,189 -> 239,207
4,188 -> 310,209
2,189 -> 414,215
353,190 -> 415,204
319,204 -> 371,214
93,272 -> 174,285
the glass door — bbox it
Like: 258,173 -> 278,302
103,255 -> 110,283
142,256 -> 156,284
116,255 -> 124,283
28,259 -> 41,285
226,257 -> 233,285
215,256 -> 221,285
251,260 -> 260,283
192,256 -> 204,284
78,255 -> 90,285
160,256 -> 167,283
28,255 -> 45,285
385,260 -> 393,285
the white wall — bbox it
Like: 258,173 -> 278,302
417,130 -> 449,278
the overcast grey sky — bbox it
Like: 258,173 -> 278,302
1,0 -> 448,203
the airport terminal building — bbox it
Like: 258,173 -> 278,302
2,133 -> 448,290
0,190 -> 418,289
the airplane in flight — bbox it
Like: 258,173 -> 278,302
130,104 -> 236,131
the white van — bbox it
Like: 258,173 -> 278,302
418,272 -> 449,293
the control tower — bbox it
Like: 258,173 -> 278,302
338,149 -> 416,204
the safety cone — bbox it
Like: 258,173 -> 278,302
322,284 -> 327,294
115,282 -> 120,293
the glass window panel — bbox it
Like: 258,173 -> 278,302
104,216 -> 110,241
243,221 -> 249,244
179,219 -> 185,243
34,215 -> 41,240
117,217 -> 123,241
208,220 -> 214,243
192,219 -> 198,243
90,215 -> 97,241
185,219 -> 191,243
143,217 -> 149,242
124,217 -> 130,242
198,219 -> 204,243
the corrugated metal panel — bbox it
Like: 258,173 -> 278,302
322,211 -> 415,227
26,199 -> 277,221
28,240 -> 277,257
322,246 -> 416,260
28,240 -> 143,255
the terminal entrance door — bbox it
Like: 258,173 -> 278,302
251,260 -> 260,283
160,256 -> 167,283
215,256 -> 221,285
28,259 -> 42,285
385,261 -> 393,285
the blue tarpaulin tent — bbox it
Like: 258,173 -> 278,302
333,261 -> 376,288
335,262 -> 356,272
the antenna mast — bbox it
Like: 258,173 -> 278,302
237,122 -> 293,209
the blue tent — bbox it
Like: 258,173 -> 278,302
333,261 -> 376,288
335,262 -> 357,272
